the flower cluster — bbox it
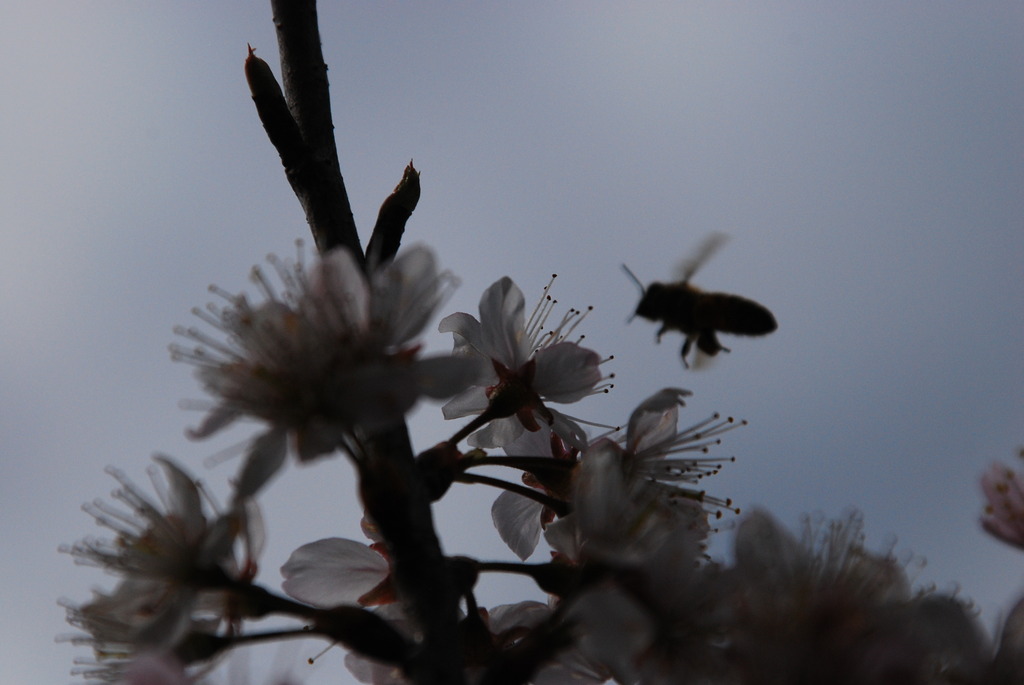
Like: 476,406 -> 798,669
62,242 -> 1024,685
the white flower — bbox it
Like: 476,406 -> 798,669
620,387 -> 741,524
547,442 -> 724,683
490,389 -> 736,562
544,439 -> 699,568
62,457 -> 262,682
732,510 -> 911,607
439,276 -> 605,449
171,245 -> 479,496
727,510 -> 984,683
981,454 -> 1024,550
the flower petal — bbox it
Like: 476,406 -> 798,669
478,277 -> 529,368
733,509 -> 802,586
532,342 -> 601,403
235,428 -> 288,499
185,405 -> 240,440
413,355 -> 482,400
281,538 -> 389,608
441,386 -> 490,420
492,490 -> 544,561
626,388 -> 691,453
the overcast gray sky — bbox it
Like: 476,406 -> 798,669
2,3 -> 1022,684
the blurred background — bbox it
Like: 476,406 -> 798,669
1,3 -> 1021,683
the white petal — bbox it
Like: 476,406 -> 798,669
234,428 -> 288,499
441,386 -> 490,420
413,355 -> 482,400
281,538 -> 389,608
467,416 -> 525,448
186,404 -> 240,439
626,388 -> 691,453
118,652 -> 191,685
311,247 -> 370,329
567,585 -> 654,685
501,424 -> 555,456
548,410 -> 589,451
374,246 -> 442,346
532,342 -> 601,402
152,456 -> 204,539
492,491 -> 544,561
478,277 -> 528,368
544,514 -> 582,561
438,311 -> 483,351
734,509 -> 802,586
487,600 -> 550,633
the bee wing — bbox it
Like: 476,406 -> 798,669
675,232 -> 728,282
689,348 -> 718,370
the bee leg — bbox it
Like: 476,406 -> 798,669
697,330 -> 730,356
656,325 -> 669,343
680,336 -> 694,369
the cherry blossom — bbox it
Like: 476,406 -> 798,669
981,456 -> 1024,550
439,276 -> 605,449
620,387 -> 741,525
171,245 -> 479,496
61,457 -> 261,683
729,510 -> 984,684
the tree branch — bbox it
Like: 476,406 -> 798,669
360,424 -> 466,685
254,0 -> 360,258
252,4 -> 459,683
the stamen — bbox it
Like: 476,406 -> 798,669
559,305 -> 593,342
201,438 -> 253,469
207,283 -> 237,302
249,264 -> 278,302
82,499 -> 141,536
557,410 -> 618,432
177,399 -> 217,412
168,343 -> 211,366
307,641 -> 338,665
189,306 -> 227,332
177,326 -> 241,360
525,275 -> 558,343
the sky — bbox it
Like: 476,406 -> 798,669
1,3 -> 1022,684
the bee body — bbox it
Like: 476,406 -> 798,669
624,234 -> 777,368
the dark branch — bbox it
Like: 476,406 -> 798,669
251,4 -> 459,684
360,424 -> 466,685
252,0 -> 361,258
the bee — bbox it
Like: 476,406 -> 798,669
623,233 -> 777,368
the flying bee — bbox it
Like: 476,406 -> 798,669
623,233 -> 777,368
